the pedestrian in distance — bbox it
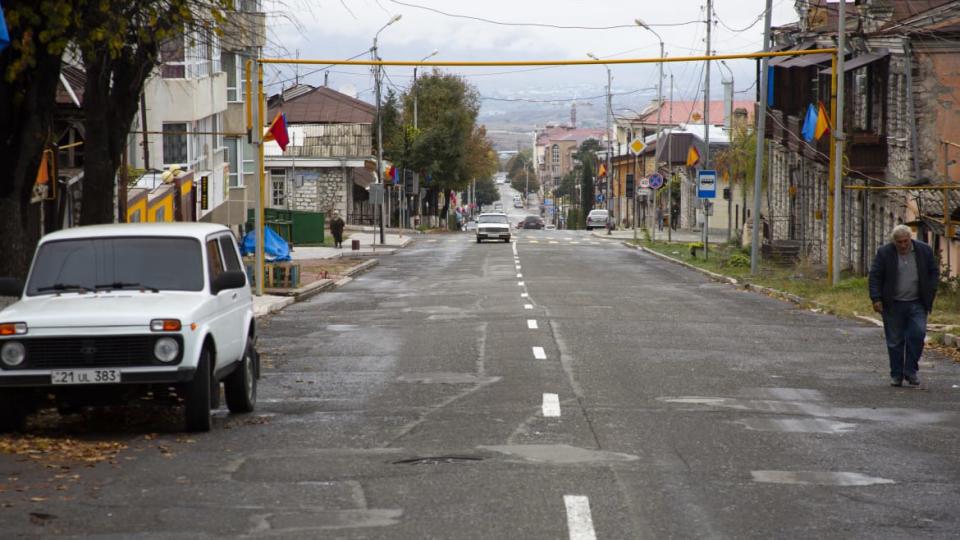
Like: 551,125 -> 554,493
868,224 -> 939,387
655,206 -> 664,232
329,211 -> 345,249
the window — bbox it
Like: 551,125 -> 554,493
154,207 -> 166,222
551,144 -> 560,163
26,237 -> 204,295
206,239 -> 225,285
226,137 -> 240,187
162,123 -> 188,165
160,36 -> 186,79
129,209 -> 141,223
218,235 -> 242,272
224,52 -> 240,102
271,169 -> 286,207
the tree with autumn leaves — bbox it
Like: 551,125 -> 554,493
380,71 -> 498,222
0,0 -> 232,277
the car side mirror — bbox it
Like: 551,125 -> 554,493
211,270 -> 248,295
0,278 -> 24,298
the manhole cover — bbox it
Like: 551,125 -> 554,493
392,456 -> 483,465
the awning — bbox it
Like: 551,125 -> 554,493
820,51 -> 889,74
779,52 -> 835,68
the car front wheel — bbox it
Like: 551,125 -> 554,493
184,347 -> 213,432
225,341 -> 257,413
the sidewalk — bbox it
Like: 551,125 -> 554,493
254,230 -> 414,318
590,227 -> 731,244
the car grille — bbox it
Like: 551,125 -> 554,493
10,335 -> 181,369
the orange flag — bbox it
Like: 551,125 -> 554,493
686,145 -> 700,167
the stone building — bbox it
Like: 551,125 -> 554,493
265,85 -> 376,222
763,0 -> 960,274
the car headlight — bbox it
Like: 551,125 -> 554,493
1,341 -> 26,367
153,337 -> 180,363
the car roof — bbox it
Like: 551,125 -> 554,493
39,222 -> 231,243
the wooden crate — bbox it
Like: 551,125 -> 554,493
244,260 -> 300,289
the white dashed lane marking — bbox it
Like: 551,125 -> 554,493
564,495 -> 597,540
532,347 -> 546,360
524,304 -> 534,309
518,282 -> 525,286
517,273 -> 523,278
521,293 -> 529,298
542,393 -> 561,417
527,319 -> 538,329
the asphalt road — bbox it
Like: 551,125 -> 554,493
1,223 -> 959,537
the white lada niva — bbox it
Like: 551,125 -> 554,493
0,223 -> 259,432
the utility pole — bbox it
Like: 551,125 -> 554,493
668,74 -> 674,243
831,0 -> 846,285
720,60 -> 734,242
703,0 -> 713,259
373,14 -> 401,245
751,0 -> 773,274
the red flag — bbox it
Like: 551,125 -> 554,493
264,112 -> 289,151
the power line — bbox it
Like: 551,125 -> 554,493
385,0 -> 702,30
481,87 -> 655,103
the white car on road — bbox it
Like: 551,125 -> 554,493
0,223 -> 259,432
476,213 -> 512,243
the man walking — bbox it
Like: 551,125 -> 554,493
868,224 -> 939,387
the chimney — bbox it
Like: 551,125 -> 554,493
570,103 -> 577,128
733,107 -> 748,131
722,80 -> 733,132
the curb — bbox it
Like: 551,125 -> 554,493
629,243 -> 738,286
253,259 -> 380,319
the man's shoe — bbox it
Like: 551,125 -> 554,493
890,377 -> 903,387
905,374 -> 920,386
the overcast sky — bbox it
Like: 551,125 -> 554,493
264,0 -> 800,112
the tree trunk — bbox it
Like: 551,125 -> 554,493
0,45 -> 63,278
80,42 -> 157,225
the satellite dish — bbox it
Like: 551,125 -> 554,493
338,84 -> 357,99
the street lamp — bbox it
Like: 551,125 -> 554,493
718,60 -> 735,242
373,13 -> 401,244
636,19 -> 664,240
411,48 -> 437,228
587,52 -> 613,227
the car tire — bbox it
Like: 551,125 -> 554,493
184,347 -> 213,432
0,391 -> 27,432
225,341 -> 257,414
476,237 -> 481,243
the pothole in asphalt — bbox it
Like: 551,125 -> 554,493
751,471 -> 895,486
397,373 -> 501,385
732,418 -> 857,433
478,444 -> 639,465
392,456 -> 484,465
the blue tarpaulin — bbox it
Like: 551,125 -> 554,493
0,4 -> 10,54
241,226 -> 291,262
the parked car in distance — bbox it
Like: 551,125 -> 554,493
0,223 -> 259,433
464,220 -> 478,231
513,195 -> 524,208
476,213 -> 511,243
520,215 -> 545,229
586,209 -> 610,230
493,202 -> 504,212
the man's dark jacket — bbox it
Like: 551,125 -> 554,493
868,239 -> 939,313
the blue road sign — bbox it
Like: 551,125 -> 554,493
596,194 -> 605,203
697,169 -> 717,199
648,173 -> 664,189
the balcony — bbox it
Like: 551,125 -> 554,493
847,132 -> 887,175
221,11 -> 266,50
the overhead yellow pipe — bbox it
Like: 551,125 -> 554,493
260,48 -> 837,67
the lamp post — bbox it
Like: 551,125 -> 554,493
719,60 -> 734,242
411,49 -> 437,227
587,53 -> 613,228
636,19 -> 664,240
373,13 -> 401,244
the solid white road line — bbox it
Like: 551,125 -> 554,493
524,304 -> 533,309
564,495 -> 597,540
527,319 -> 538,329
542,393 -> 561,417
532,347 -> 546,359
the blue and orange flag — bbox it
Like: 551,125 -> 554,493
0,3 -> 9,54
263,112 -> 289,151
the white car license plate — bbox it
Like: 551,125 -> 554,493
51,369 -> 121,385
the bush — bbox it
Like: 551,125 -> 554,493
727,253 -> 750,268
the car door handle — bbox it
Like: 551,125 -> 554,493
231,292 -> 238,300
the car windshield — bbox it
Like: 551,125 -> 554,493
27,237 -> 204,296
524,216 -> 540,222
479,215 -> 509,224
